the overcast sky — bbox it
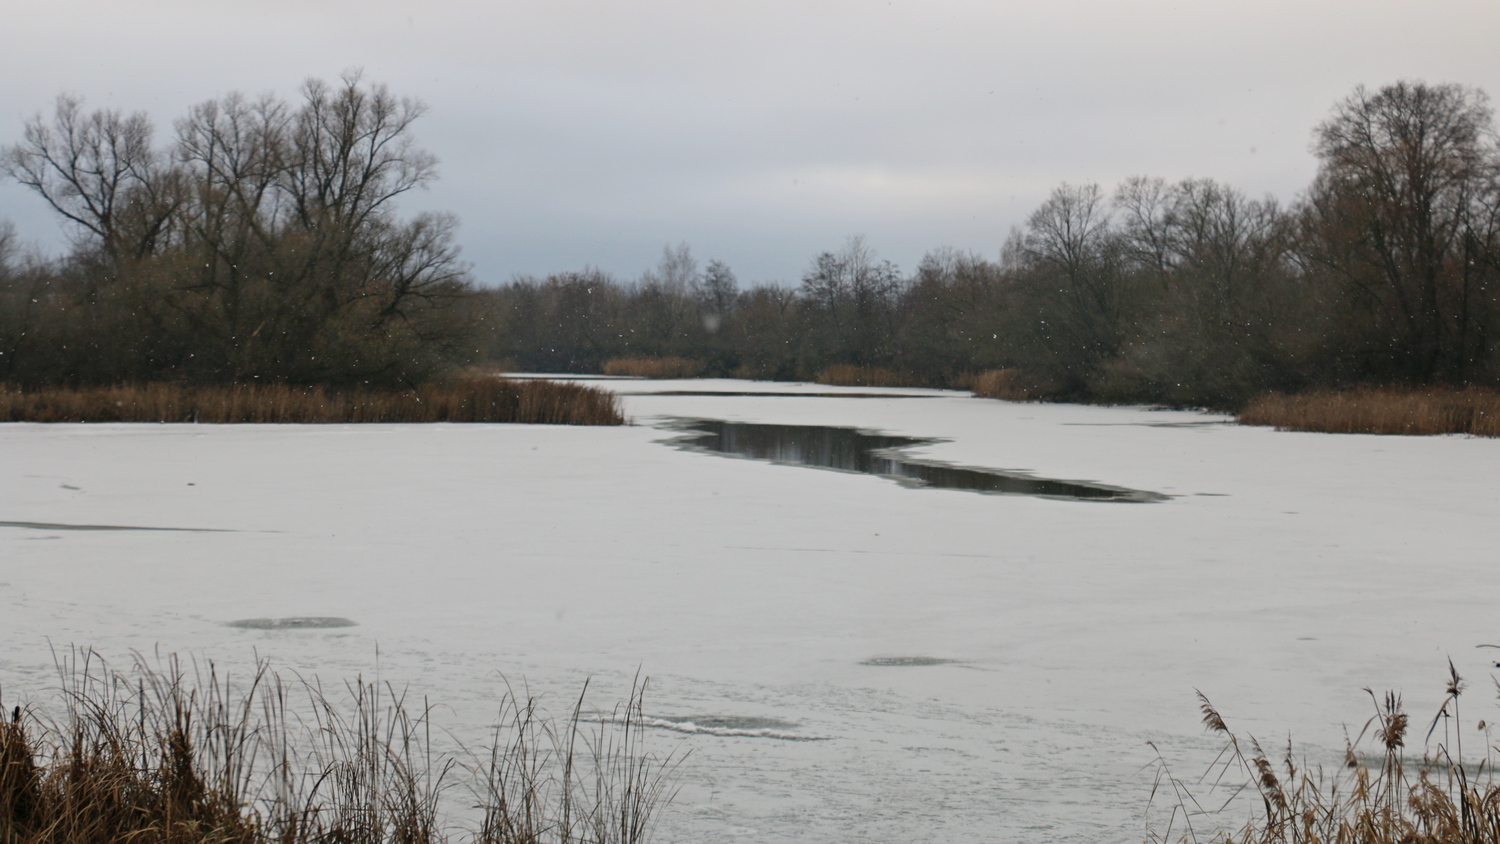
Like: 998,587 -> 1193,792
3,1 -> 1498,286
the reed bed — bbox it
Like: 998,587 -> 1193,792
0,378 -> 624,425
1148,663 -> 1500,844
813,365 -> 919,388
600,358 -> 704,379
1238,387 -> 1500,437
0,650 -> 677,844
969,369 -> 1033,401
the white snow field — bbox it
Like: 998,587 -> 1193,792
3,379 -> 1498,842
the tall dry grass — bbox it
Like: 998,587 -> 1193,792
0,650 -> 677,844
0,378 -> 624,425
970,369 -> 1033,401
1238,387 -> 1500,437
600,358 -> 704,379
813,365 -> 919,388
1148,662 -> 1500,844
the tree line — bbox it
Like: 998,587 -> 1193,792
476,81 -> 1500,407
4,79 -> 1498,408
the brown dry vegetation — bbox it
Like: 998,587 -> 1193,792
0,377 -> 624,425
1238,387 -> 1500,437
1150,664 -> 1500,844
969,369 -> 1034,401
0,651 -> 676,844
600,358 -> 705,379
813,365 -> 919,388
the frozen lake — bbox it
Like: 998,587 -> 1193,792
3,379 -> 1497,842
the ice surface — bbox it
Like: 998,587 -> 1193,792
3,378 -> 1498,842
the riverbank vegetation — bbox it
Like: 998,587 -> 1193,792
0,377 -> 623,424
969,369 -> 1033,402
813,365 -> 916,388
1149,665 -> 1500,844
5,79 -> 1499,431
1239,387 -> 1500,436
601,357 -> 705,379
470,81 -> 1500,424
0,651 -> 675,844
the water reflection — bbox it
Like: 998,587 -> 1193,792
666,418 -> 1166,502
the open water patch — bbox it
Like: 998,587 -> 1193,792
641,714 -> 828,741
227,617 -> 359,630
662,418 -> 1167,502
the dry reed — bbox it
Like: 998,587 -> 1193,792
813,365 -> 919,388
600,358 -> 704,379
0,649 -> 677,844
0,378 -> 624,425
1148,662 -> 1500,843
970,369 -> 1033,401
946,373 -> 979,391
1238,387 -> 1500,437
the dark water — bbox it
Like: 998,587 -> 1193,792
666,419 -> 1167,503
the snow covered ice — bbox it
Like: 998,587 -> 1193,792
3,379 -> 1497,842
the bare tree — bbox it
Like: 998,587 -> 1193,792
1,75 -> 477,386
629,243 -> 703,356
799,235 -> 904,367
283,73 -> 436,235
901,247 -> 1011,378
1016,182 -> 1126,379
1168,179 -> 1287,324
640,242 -> 698,296
2,95 -> 182,265
698,259 -> 739,318
1103,177 -> 1303,404
1114,176 -> 1179,287
1303,80 -> 1500,381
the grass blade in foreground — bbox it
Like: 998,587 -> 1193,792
1148,662 -> 1500,843
0,650 -> 676,844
